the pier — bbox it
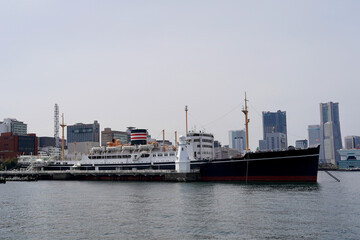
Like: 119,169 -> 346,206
0,169 -> 200,182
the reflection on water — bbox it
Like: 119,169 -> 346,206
0,172 -> 359,240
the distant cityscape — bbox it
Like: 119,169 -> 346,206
1,101 -> 359,170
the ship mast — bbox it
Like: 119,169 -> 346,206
60,113 -> 66,160
185,105 -> 188,136
242,92 -> 250,151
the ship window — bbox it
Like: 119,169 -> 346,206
153,154 -> 156,157
164,153 -> 168,156
158,154 -> 163,157
170,153 -> 175,156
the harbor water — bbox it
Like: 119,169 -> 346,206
1,171 -> 359,240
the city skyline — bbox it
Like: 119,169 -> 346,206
1,1 -> 359,149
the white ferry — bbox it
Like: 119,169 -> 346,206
19,129 -> 215,171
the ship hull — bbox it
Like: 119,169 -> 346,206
200,147 -> 319,182
19,147 -> 319,183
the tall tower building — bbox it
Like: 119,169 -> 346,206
259,110 -> 287,151
228,130 -> 246,153
308,125 -> 321,148
319,102 -> 342,165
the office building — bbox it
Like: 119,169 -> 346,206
67,121 -> 100,155
101,128 -> 128,146
319,102 -> 342,165
308,125 -> 321,147
0,132 -> 38,159
259,110 -> 287,150
265,132 -> 287,151
67,121 -> 100,143
295,139 -> 308,149
228,130 -> 246,153
344,136 -> 360,149
0,118 -> 27,135
338,149 -> 360,170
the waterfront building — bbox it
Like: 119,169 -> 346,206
67,121 -> 100,143
319,102 -> 342,165
0,132 -> 38,159
214,145 -> 240,159
308,125 -> 321,148
0,118 -> 27,135
101,128 -> 128,146
344,136 -> 360,149
38,137 -> 56,148
228,130 -> 246,153
295,139 -> 308,149
259,110 -> 287,151
338,149 -> 360,170
265,132 -> 287,151
67,121 -> 100,155
38,137 -> 63,157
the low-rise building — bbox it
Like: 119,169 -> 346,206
338,149 -> 360,170
0,132 -> 38,159
101,128 -> 128,146
295,139 -> 308,149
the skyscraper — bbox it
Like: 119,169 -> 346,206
259,110 -> 287,150
308,125 -> 320,148
319,102 -> 342,165
228,130 -> 246,153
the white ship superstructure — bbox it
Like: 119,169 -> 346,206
18,128 -> 215,171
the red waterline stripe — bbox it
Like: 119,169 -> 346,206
200,175 -> 317,182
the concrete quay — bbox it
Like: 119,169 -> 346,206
0,169 -> 201,182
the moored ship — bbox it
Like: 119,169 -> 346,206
17,94 -> 320,182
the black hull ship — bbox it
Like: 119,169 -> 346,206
199,147 -> 319,182
17,95 -> 319,183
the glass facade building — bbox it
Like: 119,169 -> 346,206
228,130 -> 246,153
319,102 -> 342,165
0,118 -> 27,135
260,110 -> 287,150
67,121 -> 100,143
101,128 -> 128,146
308,125 -> 320,148
344,136 -> 360,149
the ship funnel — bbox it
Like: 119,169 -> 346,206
130,129 -> 148,145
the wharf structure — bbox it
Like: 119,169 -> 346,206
0,169 -> 200,182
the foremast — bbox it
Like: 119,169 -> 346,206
242,92 -> 250,151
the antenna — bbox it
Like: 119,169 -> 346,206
54,104 -> 59,148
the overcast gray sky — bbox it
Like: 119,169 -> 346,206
1,1 -> 359,149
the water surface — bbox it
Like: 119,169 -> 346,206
1,171 -> 359,239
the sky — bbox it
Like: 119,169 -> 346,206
1,1 -> 359,150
